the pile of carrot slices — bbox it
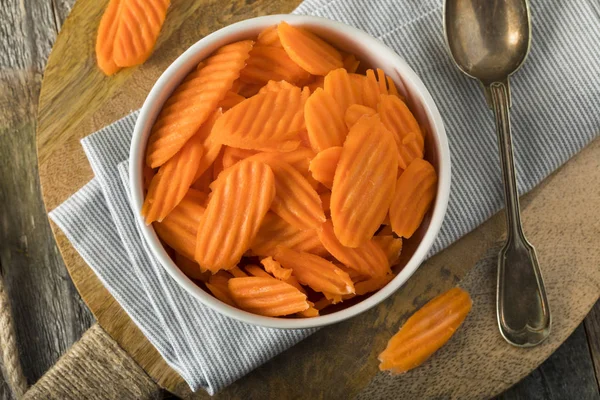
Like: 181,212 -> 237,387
96,0 -> 171,75
142,22 -> 439,318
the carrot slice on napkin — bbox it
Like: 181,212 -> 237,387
212,86 -> 304,151
112,0 -> 170,67
142,132 -> 205,224
206,273 -> 237,307
278,21 -> 343,75
260,256 -> 292,281
146,40 -> 253,167
304,88 -> 348,152
240,45 -> 310,85
273,247 -> 355,296
379,287 -> 472,374
373,235 -> 403,266
265,160 -> 325,230
344,104 -> 377,130
330,115 -> 398,247
309,146 -> 342,189
228,276 -> 309,316
318,220 -> 391,278
251,212 -> 328,257
96,0 -> 123,75
153,189 -> 206,259
324,68 -> 357,113
389,158 -> 437,239
194,160 -> 275,272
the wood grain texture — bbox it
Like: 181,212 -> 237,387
34,0 -> 600,398
0,0 -> 92,399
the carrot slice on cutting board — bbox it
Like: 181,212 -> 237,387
273,246 -> 355,296
96,0 -> 123,75
146,40 -> 253,167
228,276 -> 309,316
304,88 -> 348,152
379,287 -> 472,374
330,115 -> 398,247
278,21 -> 343,75
194,160 -> 275,272
112,0 -> 171,67
389,158 -> 437,239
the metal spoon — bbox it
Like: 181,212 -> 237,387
443,0 -> 551,346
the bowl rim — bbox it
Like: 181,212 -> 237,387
129,14 -> 451,329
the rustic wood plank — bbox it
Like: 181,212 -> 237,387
585,301 -> 600,389
0,1 -> 91,399
498,324 -> 600,400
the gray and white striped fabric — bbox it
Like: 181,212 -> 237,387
49,0 -> 600,394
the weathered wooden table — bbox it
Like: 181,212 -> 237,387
1,1 -> 599,399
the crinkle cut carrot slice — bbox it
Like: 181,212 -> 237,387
324,68 -> 356,113
112,0 -> 170,67
96,0 -> 123,75
386,76 -> 400,97
195,160 -> 275,272
143,164 -> 155,193
142,132 -> 205,224
228,276 -> 309,316
389,158 -> 437,239
297,302 -> 319,317
373,235 -> 403,266
191,165 -> 213,193
378,287 -> 472,374
260,256 -> 292,280
313,297 -> 333,311
376,68 -> 388,94
343,53 -> 360,73
266,160 -> 325,230
146,40 -> 253,167
306,76 -> 325,93
304,88 -> 347,152
217,91 -> 246,110
251,212 -> 329,257
245,265 -> 272,278
355,273 -> 395,296
278,21 -> 343,75
378,94 -> 423,142
320,191 -> 331,214
258,80 -> 297,94
318,220 -> 390,278
344,104 -> 377,130
221,147 -> 259,170
309,146 -> 342,189
240,45 -> 310,85
212,86 -> 303,151
229,266 -> 248,278
174,253 -> 210,281
362,70 -> 382,109
273,246 -> 355,296
153,189 -> 206,259
330,115 -> 398,247
256,25 -> 283,47
192,109 -> 223,182
206,273 -> 237,307
397,131 -> 425,170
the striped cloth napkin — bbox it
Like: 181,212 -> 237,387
49,0 -> 600,394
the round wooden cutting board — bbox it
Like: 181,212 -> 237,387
37,0 -> 600,398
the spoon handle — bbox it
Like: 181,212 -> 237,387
487,81 -> 551,347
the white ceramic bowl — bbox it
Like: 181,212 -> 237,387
130,14 -> 450,329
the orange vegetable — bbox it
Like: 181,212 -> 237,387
260,256 -> 292,280
320,191 -> 331,214
309,146 -> 342,189
217,91 -> 246,110
330,115 -> 398,247
266,160 -> 325,230
274,247 -> 355,296
373,235 -> 403,266
112,0 -> 170,67
318,220 -> 390,278
191,165 -> 213,193
245,264 -> 273,278
386,76 -> 400,97
191,109 -> 224,182
378,94 -> 423,142
362,70 -> 381,109
297,302 -> 320,318
397,131 -> 425,170
306,76 -> 325,92
258,80 -> 297,94
313,297 -> 333,311
324,68 -> 356,112
344,104 -> 377,130
378,287 -> 472,374
343,53 -> 360,73
194,160 -> 275,272
278,21 -> 343,75
240,45 -> 310,85
228,277 -> 309,316
284,275 -> 306,294
221,147 -> 259,170
96,0 -> 123,75
354,274 -> 394,296
146,40 -> 253,167
206,273 -> 236,307
153,188 -> 206,259
304,88 -> 347,152
142,132 -> 205,224
251,212 -> 329,257
142,164 -> 155,193
212,86 -> 303,151
256,25 -> 283,47
174,253 -> 210,282
389,159 -> 437,238
229,266 -> 249,278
